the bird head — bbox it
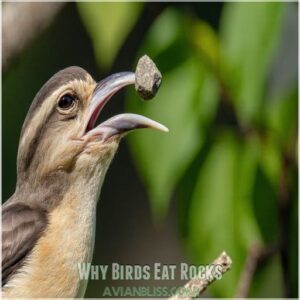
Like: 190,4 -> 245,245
16,66 -> 167,199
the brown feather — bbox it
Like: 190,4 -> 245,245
2,200 -> 47,286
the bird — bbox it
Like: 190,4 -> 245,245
2,66 -> 168,298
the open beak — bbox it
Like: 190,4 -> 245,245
83,72 -> 168,141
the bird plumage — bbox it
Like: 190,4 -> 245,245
2,201 -> 47,286
2,65 -> 167,297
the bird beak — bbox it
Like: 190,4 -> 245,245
83,72 -> 168,141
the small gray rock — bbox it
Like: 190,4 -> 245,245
135,55 -> 162,100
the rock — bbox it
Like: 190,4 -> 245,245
135,55 -> 162,100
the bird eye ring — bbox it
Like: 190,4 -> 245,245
57,94 -> 77,112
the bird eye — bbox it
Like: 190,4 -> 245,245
57,94 -> 76,110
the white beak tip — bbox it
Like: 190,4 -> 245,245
160,125 -> 169,133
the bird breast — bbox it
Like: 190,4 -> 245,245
2,168 -> 106,298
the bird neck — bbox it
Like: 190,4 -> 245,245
13,157 -> 111,213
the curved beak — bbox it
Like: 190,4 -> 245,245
83,72 -> 168,141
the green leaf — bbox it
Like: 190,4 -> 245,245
77,2 -> 142,70
186,132 -> 261,297
127,59 -> 203,219
260,87 -> 297,188
126,9 -> 219,219
267,87 -> 298,146
259,136 -> 282,188
139,8 -> 191,74
252,166 -> 278,243
190,19 -> 221,70
220,2 -> 284,124
141,8 -> 185,59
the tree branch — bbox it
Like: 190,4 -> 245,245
170,252 -> 232,299
277,151 -> 295,298
235,243 -> 277,298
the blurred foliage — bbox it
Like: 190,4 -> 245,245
127,8 -> 219,218
123,2 -> 296,297
78,2 -> 143,70
221,2 -> 284,124
3,2 -> 298,298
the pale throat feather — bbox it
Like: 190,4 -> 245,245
3,158 -> 113,298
